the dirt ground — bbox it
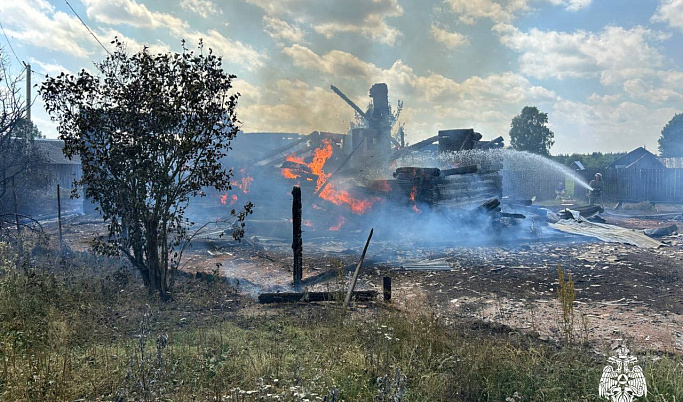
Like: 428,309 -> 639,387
53,208 -> 683,354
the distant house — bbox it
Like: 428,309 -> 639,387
33,139 -> 82,187
606,147 -> 666,170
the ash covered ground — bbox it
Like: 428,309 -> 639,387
56,208 -> 683,354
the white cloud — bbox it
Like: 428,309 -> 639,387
81,0 -> 266,69
546,0 -> 592,12
563,0 -> 592,11
245,0 -> 403,45
81,0 -> 187,35
651,0 -> 683,31
430,25 -> 469,48
98,28 -> 171,55
27,58 -> 72,76
263,16 -> 305,43
183,30 -> 267,70
552,98 -> 678,153
444,0 -> 528,24
443,0 -> 591,24
588,93 -> 622,104
0,0 -> 94,58
496,24 -> 669,85
180,0 -> 221,18
623,78 -> 683,104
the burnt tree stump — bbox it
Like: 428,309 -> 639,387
292,186 -> 303,285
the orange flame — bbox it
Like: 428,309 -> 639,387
286,154 -> 306,165
320,183 -> 380,214
329,216 -> 346,231
281,139 -> 379,214
232,168 -> 254,194
310,140 -> 333,190
410,186 -> 421,214
282,169 -> 300,179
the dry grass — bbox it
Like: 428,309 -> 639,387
0,237 -> 682,401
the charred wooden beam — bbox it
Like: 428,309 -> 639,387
479,198 -> 501,212
501,212 -> 526,219
258,290 -> 378,304
393,167 -> 441,178
440,165 -> 478,176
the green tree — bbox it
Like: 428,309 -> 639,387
40,39 -> 252,299
509,106 -> 554,156
11,118 -> 44,140
658,113 -> 683,157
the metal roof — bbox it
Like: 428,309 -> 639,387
33,139 -> 81,165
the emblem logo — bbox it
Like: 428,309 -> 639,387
599,345 -> 647,402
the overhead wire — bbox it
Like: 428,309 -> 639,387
0,20 -> 23,66
63,0 -> 112,56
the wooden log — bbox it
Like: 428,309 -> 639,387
393,167 -> 441,178
501,212 -> 526,219
292,186 -> 303,285
440,165 -> 478,176
281,160 -> 312,172
258,290 -> 378,304
479,198 -> 501,212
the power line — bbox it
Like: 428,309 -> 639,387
63,0 -> 112,56
0,20 -> 22,66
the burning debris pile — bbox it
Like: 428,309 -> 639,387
199,82 -> 626,245
193,82 -> 525,239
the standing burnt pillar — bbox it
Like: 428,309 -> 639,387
292,186 -> 303,285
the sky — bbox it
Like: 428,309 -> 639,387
1,0 -> 682,154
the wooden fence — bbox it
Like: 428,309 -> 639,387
504,168 -> 683,203
580,168 -> 683,203
503,170 -> 566,201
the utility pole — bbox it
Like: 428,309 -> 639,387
26,64 -> 31,121
24,63 -> 31,122
22,62 -> 31,147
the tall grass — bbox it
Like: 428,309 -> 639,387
0,238 -> 682,401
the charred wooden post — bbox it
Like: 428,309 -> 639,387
383,276 -> 391,302
259,290 -> 377,304
292,186 -> 303,285
57,184 -> 63,249
343,228 -> 374,309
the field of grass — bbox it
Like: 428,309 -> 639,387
1,237 -> 682,401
